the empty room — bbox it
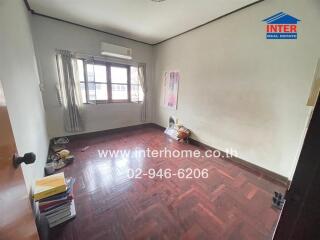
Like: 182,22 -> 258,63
1,0 -> 320,239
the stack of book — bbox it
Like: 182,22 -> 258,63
33,172 -> 76,228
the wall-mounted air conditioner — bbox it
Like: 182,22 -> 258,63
100,42 -> 132,59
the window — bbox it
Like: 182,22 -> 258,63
87,64 -> 108,101
77,60 -> 144,104
110,66 -> 128,101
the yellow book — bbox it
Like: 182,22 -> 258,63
33,172 -> 67,201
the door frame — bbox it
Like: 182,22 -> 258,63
273,77 -> 320,239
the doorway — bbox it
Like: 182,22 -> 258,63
273,59 -> 320,239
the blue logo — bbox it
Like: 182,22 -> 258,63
262,12 -> 300,39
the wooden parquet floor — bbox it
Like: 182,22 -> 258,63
48,126 -> 286,240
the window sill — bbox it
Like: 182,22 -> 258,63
83,101 -> 143,105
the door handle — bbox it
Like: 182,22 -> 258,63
13,152 -> 36,168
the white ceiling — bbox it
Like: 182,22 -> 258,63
28,0 -> 260,45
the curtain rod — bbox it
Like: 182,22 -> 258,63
55,49 -> 142,66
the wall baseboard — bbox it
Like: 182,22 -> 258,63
151,123 -> 289,187
50,122 -> 289,187
189,138 -> 289,187
52,123 -> 154,141
48,123 -> 155,160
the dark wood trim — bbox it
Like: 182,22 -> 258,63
48,124 -> 153,162
51,121 -> 289,187
273,85 -> 320,239
23,0 -> 34,13
151,123 -> 289,187
49,122 -> 288,188
148,123 -> 166,131
24,0 -> 265,46
106,63 -> 112,102
52,123 -> 154,141
189,138 -> 289,187
108,99 -> 130,103
31,11 -> 152,46
155,0 -> 265,45
82,60 -> 133,103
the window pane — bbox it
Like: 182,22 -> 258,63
112,84 -> 128,100
86,64 -> 95,82
88,82 -> 96,101
94,65 -> 107,83
130,66 -> 139,84
86,64 -> 107,83
95,83 -> 108,100
80,82 -> 87,103
111,66 -> 127,84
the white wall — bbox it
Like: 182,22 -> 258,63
153,0 -> 320,179
31,15 -> 154,138
0,0 -> 49,191
26,0 -> 320,179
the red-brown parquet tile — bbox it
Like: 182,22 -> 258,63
48,126 -> 286,240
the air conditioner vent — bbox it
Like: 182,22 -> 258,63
100,42 -> 132,60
